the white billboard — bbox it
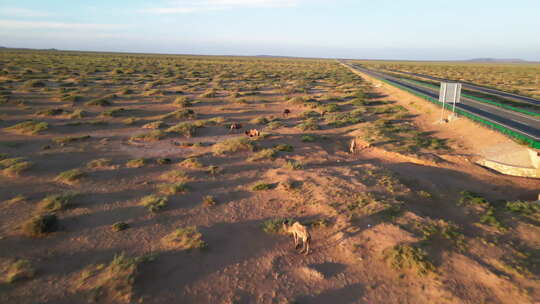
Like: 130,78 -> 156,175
439,83 -> 462,104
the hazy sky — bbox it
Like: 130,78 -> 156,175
1,0 -> 539,60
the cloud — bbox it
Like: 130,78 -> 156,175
0,7 -> 50,17
0,20 -> 127,30
142,0 -> 301,14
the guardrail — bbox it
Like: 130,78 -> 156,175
398,77 -> 540,117
375,77 -> 540,149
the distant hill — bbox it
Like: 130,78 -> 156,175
466,58 -> 528,63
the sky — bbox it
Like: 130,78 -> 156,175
0,0 -> 539,60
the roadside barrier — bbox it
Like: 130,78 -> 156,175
401,78 -> 540,117
376,78 -> 540,149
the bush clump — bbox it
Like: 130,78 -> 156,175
162,226 -> 207,250
3,259 -> 35,283
38,192 -> 78,212
55,169 -> 86,184
139,195 -> 168,212
384,244 -> 435,275
212,137 -> 254,156
5,120 -> 49,135
22,214 -> 58,237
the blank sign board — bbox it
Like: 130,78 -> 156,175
439,83 -> 462,104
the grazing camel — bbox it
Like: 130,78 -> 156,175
283,109 -> 291,117
229,123 -> 242,133
283,221 -> 311,255
350,138 -> 371,154
244,129 -> 260,137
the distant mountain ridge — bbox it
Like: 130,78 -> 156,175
466,58 -> 527,63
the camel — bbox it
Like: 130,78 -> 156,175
229,123 -> 242,133
244,129 -> 260,137
283,109 -> 291,117
283,221 -> 311,255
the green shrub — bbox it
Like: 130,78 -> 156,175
4,259 -> 35,283
160,169 -> 189,182
174,96 -> 192,107
38,192 -> 78,212
301,134 -> 318,142
5,120 -> 49,135
274,144 -> 293,152
252,182 -> 275,191
157,183 -> 188,195
202,195 -> 216,207
248,148 -> 277,161
384,244 -> 435,275
85,98 -> 111,106
55,169 -> 86,184
283,160 -> 303,170
53,135 -> 91,144
130,130 -> 166,142
22,214 -> 58,237
35,108 -> 67,116
162,109 -> 196,120
2,160 -> 33,177
166,122 -> 196,137
156,158 -> 172,165
506,200 -> 540,215
212,137 -> 254,156
87,158 -> 114,169
139,195 -> 168,212
111,222 -> 130,232
458,191 -> 489,207
126,158 -> 146,168
297,118 -> 319,131
142,121 -> 166,129
262,218 -> 291,234
250,116 -> 269,125
318,103 -> 340,113
162,226 -> 207,250
180,158 -> 203,168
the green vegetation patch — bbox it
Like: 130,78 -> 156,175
38,192 -> 78,212
162,226 -> 207,250
139,195 -> 168,212
212,137 -> 254,156
383,244 -> 435,275
3,259 -> 35,283
55,169 -> 86,184
22,214 -> 58,237
5,120 -> 49,135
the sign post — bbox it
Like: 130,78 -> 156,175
439,82 -> 462,122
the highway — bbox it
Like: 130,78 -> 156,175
384,69 -> 540,106
341,62 -> 540,142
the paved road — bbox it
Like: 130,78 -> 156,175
342,62 -> 540,142
385,69 -> 540,106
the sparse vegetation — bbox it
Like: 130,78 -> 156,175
5,120 -> 48,135
139,195 -> 168,212
212,137 -> 254,155
262,218 -> 291,234
248,148 -> 277,161
55,169 -> 86,184
3,259 -> 35,283
202,195 -> 216,207
384,244 -> 435,275
162,226 -> 207,250
111,222 -> 130,232
38,192 -> 78,212
126,158 -> 146,168
157,182 -> 188,195
22,214 -> 58,237
251,182 -> 275,191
